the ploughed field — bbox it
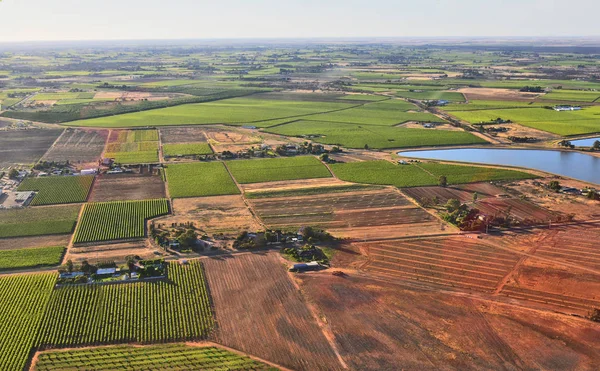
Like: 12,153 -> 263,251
89,173 -> 166,202
0,128 -> 63,167
41,128 -> 108,164
249,188 -> 435,230
358,237 -> 521,293
203,253 -> 343,371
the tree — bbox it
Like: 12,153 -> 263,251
593,140 -> 600,151
432,196 -> 440,206
177,229 -> 197,248
8,169 -> 19,179
65,260 -> 74,273
439,175 -> 448,187
320,153 -> 329,163
364,144 -> 369,150
472,192 -> 479,203
589,308 -> 600,322
548,180 -> 561,192
445,198 -> 461,213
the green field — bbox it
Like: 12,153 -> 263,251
0,246 -> 65,271
0,273 -> 55,371
0,205 -> 80,238
540,89 -> 600,102
264,120 -> 486,149
449,106 -> 600,135
226,156 -> 332,184
17,175 -> 94,205
165,162 -> 240,198
34,344 -> 275,371
65,96 -> 357,128
105,129 -> 159,163
73,199 -> 169,243
302,98 -> 443,126
441,100 -> 543,111
163,142 -> 213,156
37,261 -> 213,347
330,160 -> 535,188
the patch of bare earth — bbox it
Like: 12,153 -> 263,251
298,273 -> 600,370
0,235 -> 71,251
242,177 -> 352,193
89,173 -> 166,202
160,127 -> 208,143
458,87 -> 541,101
203,253 -> 344,371
66,241 -> 161,264
398,122 -> 464,131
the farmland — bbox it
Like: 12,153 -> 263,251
33,344 -> 275,371
65,95 -> 358,128
90,173 -> 166,201
104,129 -> 159,164
203,253 -> 343,371
226,156 -> 332,184
0,273 -> 55,371
17,175 -> 94,205
0,205 -> 80,238
37,261 -> 213,346
165,162 -> 239,197
330,160 -> 535,188
159,126 -> 209,143
0,245 -> 64,270
73,199 -> 169,243
0,128 -> 63,168
163,142 -> 213,156
41,128 -> 108,165
264,120 -> 486,149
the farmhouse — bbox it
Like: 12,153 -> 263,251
553,105 -> 582,111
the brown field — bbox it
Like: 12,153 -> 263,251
531,223 -> 600,271
458,87 -> 541,101
249,188 -> 439,234
164,195 -> 262,239
94,91 -> 173,101
298,273 -> 600,370
356,236 -> 521,293
89,173 -> 166,202
204,128 -> 261,145
242,177 -> 353,193
203,253 -> 343,371
42,128 -> 108,166
0,234 -> 70,251
476,197 -> 561,223
0,128 -> 63,168
160,126 -> 208,143
66,240 -> 161,264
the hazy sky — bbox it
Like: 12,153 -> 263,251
0,0 -> 598,42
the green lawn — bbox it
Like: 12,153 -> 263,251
264,120 -> 486,149
165,162 -> 240,198
0,205 -> 80,238
163,143 -> 213,156
226,156 -> 332,184
449,106 -> 600,135
330,160 -> 535,188
0,246 -> 65,270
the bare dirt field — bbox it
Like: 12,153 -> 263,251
298,273 -> 600,370
249,188 -> 440,236
164,195 -> 262,239
203,253 -> 344,371
89,173 -> 166,202
486,123 -> 561,141
160,126 -> 208,143
94,91 -> 174,101
204,127 -> 261,145
0,234 -> 71,251
0,128 -> 63,168
356,236 -> 521,293
458,87 -> 541,101
42,128 -> 108,167
66,240 -> 160,264
242,177 -> 353,193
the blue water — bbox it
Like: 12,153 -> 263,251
399,148 -> 600,185
570,137 -> 600,147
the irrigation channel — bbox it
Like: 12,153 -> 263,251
399,148 -> 600,185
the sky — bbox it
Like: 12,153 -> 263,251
0,0 -> 598,42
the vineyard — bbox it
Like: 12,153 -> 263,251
17,175 -> 94,205
163,142 -> 213,157
0,245 -> 65,270
0,205 -> 80,238
0,273 -> 55,371
104,129 -> 159,164
165,162 -> 240,198
33,344 -> 275,371
37,261 -> 213,347
226,156 -> 332,184
73,199 -> 169,243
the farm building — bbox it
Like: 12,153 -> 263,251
553,105 -> 582,111
14,191 -> 35,204
289,261 -> 321,272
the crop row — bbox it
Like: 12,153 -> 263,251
36,261 -> 213,347
73,199 -> 169,243
17,175 -> 94,205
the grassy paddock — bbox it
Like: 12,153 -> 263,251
0,205 -> 80,238
165,162 -> 240,198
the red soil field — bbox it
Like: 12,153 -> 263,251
202,253 -> 343,371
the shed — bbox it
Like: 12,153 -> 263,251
96,268 -> 117,275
